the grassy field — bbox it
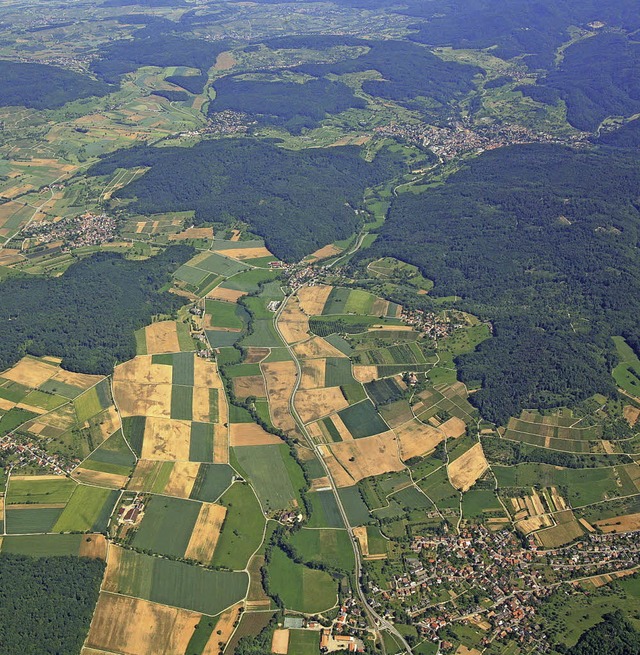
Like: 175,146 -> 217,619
612,336 -> 640,396
288,528 -> 354,571
0,534 -> 85,556
190,463 -> 235,502
267,546 -> 337,614
221,269 -> 279,293
306,490 -> 345,529
122,416 -> 146,457
190,422 -> 214,462
74,387 -> 103,423
109,548 -> 247,615
84,430 -> 136,468
233,444 -> 305,512
172,352 -> 195,386
288,629 -> 321,655
205,299 -> 246,330
338,486 -> 371,526
5,507 -> 64,534
7,476 -> 76,505
171,385 -> 193,421
338,400 -> 388,439
212,482 -> 265,570
53,485 -> 118,532
132,496 -> 201,558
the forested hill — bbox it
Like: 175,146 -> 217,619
0,247 -> 192,375
87,139 -> 407,261
359,143 -> 640,423
564,611 -> 640,655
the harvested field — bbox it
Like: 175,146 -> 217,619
324,433 -> 403,487
142,418 -> 192,460
295,387 -> 349,424
516,514 -> 553,535
73,468 -> 129,489
306,244 -> 342,263
194,357 -> 224,391
113,381 -> 172,418
297,285 -> 333,316
52,368 -> 103,390
213,424 -> 229,464
184,502 -> 226,562
393,419 -> 443,460
164,461 -> 201,498
86,593 -> 200,655
233,375 -> 266,399
168,227 -> 213,240
272,629 -> 290,654
79,534 -> 108,560
244,348 -> 270,364
261,361 -> 298,434
293,336 -> 346,360
535,518 -> 584,548
278,298 -> 310,344
353,366 -> 378,383
440,416 -> 467,438
624,405 -> 640,427
207,286 -> 246,302
201,603 -> 243,655
144,321 -> 181,354
216,246 -> 272,260
595,512 -> 640,533
128,460 -> 161,492
448,443 -> 488,492
300,359 -> 327,390
93,406 -> 121,441
229,423 -> 282,446
330,413 -> 354,441
114,356 -> 172,385
353,525 -> 369,556
192,386 -> 211,423
3,357 -> 56,387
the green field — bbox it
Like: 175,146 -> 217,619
267,547 -> 337,613
21,390 -> 67,411
338,486 -> 371,526
132,496 -> 201,558
241,319 -> 284,348
233,444 -> 305,512
338,400 -> 389,439
196,252 -> 249,276
53,484 -> 118,533
288,528 -> 354,571
205,299 -> 246,330
322,288 -> 377,315
6,507 -> 64,534
74,387 -> 103,423
82,429 -> 136,469
306,490 -> 345,529
0,534 -> 86,556
171,385 -> 193,420
190,463 -> 235,502
122,416 -> 146,457
212,482 -> 265,570
0,407 -> 38,436
612,336 -> 640,395
7,477 -> 76,505
190,422 -> 214,462
324,357 -> 355,387
109,548 -> 248,615
288,629 -> 321,655
221,268 -> 279,293
462,488 -> 505,518
172,352 -> 195,386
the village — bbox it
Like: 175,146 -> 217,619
362,524 -> 640,651
0,432 -> 78,476
22,212 -> 118,250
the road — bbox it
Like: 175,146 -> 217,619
273,290 -> 414,655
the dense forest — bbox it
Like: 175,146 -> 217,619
358,143 -> 640,423
0,554 -> 105,655
597,119 -> 640,148
92,35 -> 226,83
294,40 -> 481,114
520,32 -> 640,131
165,72 -> 208,94
88,139 -> 407,261
561,611 -> 640,655
0,247 -> 191,375
209,77 -> 366,132
0,61 -> 112,110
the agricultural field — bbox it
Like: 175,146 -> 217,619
287,527 -> 355,571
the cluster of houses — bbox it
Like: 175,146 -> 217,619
0,433 -> 77,475
23,212 -> 117,250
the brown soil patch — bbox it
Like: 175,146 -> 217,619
271,629 -> 290,654
293,336 -> 346,360
52,368 -> 103,390
278,297 -> 310,344
168,227 -> 214,240
192,386 -> 211,423
79,534 -> 108,560
448,443 -> 489,492
310,476 -> 331,491
306,244 -> 342,263
214,51 -> 236,71
440,416 -> 467,439
73,468 -> 129,489
353,366 -> 378,383
296,285 -> 333,316
324,432 -> 403,487
353,526 -> 369,556
207,286 -> 247,303
216,246 -> 272,260
295,387 -> 349,424
455,646 -> 482,655
86,593 -> 201,655
394,419 -> 443,460
261,362 -> 298,434
142,418 -> 192,460
602,440 -> 616,454
230,423 -> 282,446
2,357 -> 57,387
595,512 -> 640,533
144,321 -> 181,355
213,423 -> 229,464
16,402 -> 47,415
233,375 -> 266,399
202,603 -> 243,655
624,405 -> 640,427
164,461 -> 200,498
244,348 -> 270,364
184,502 -> 227,562
10,474 -> 61,481
300,359 -> 327,390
